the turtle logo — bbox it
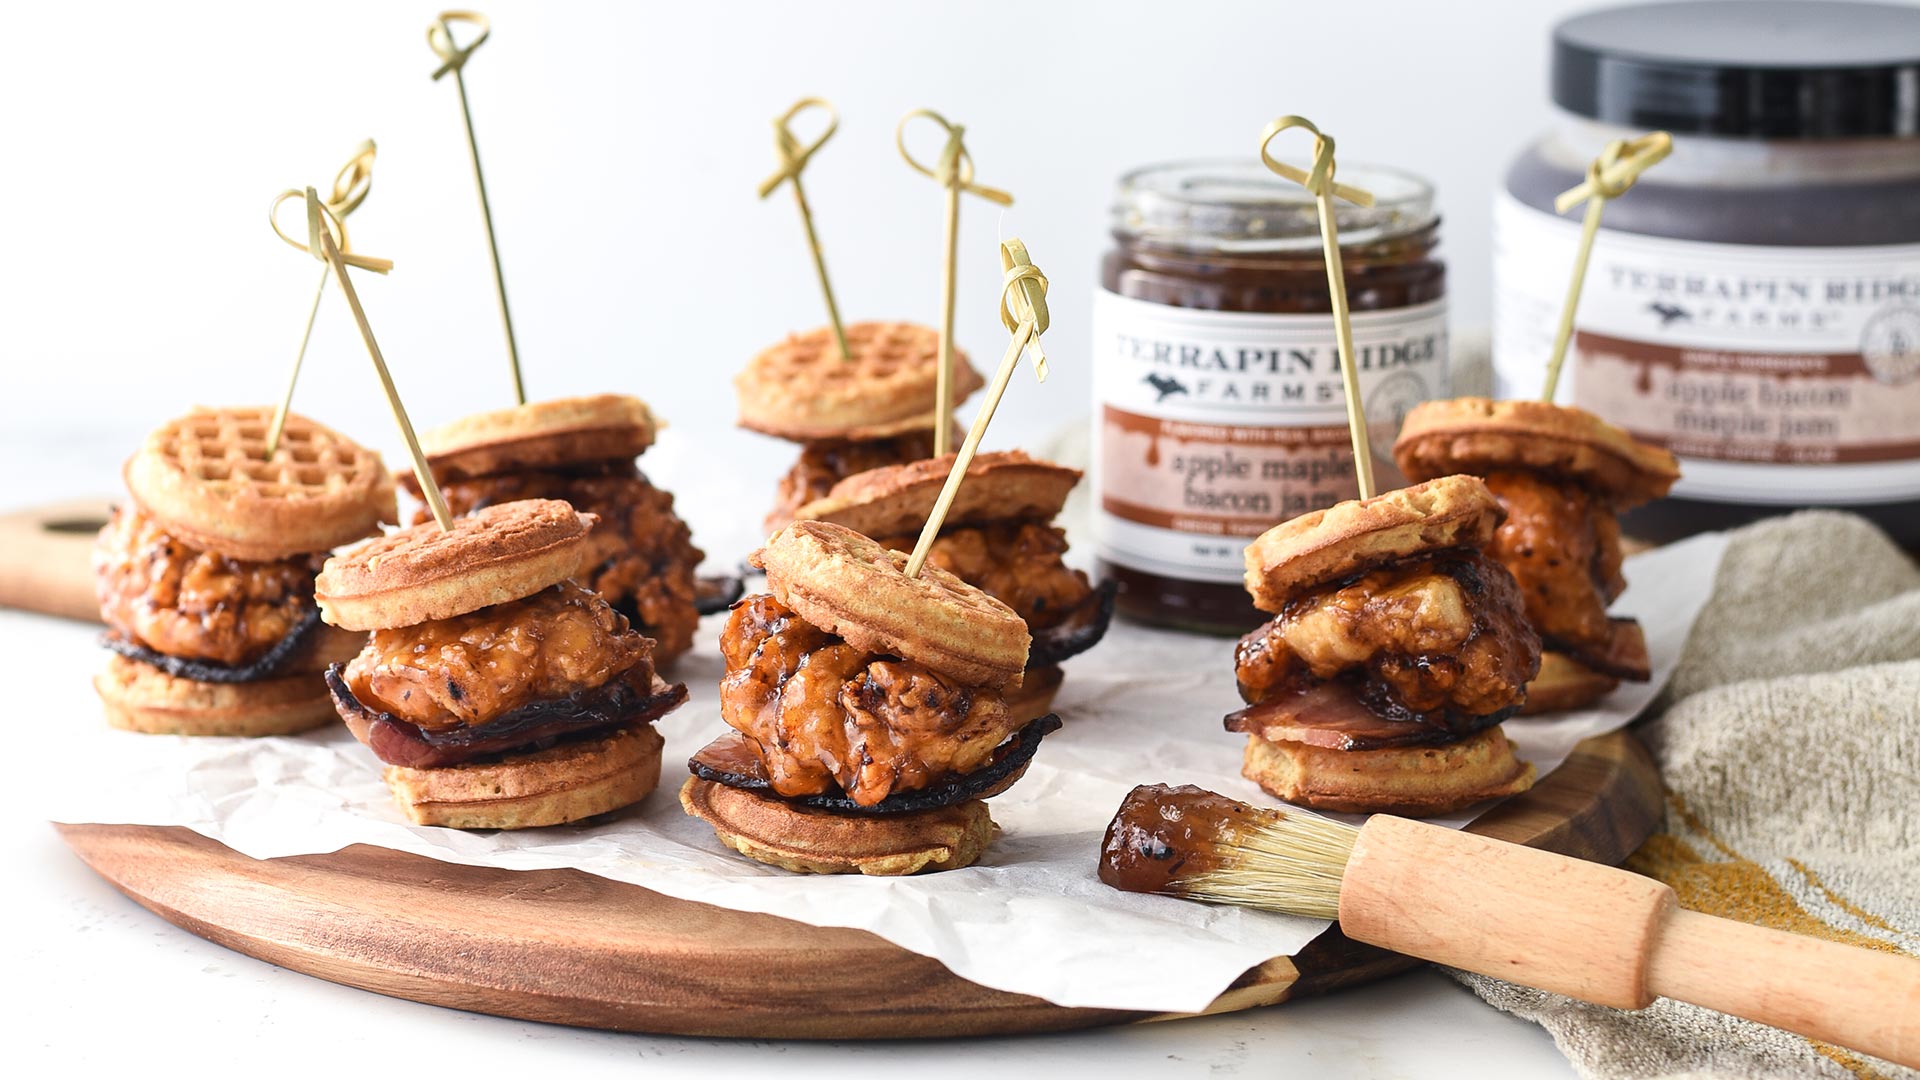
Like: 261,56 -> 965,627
1143,374 -> 1189,402
1647,302 -> 1692,327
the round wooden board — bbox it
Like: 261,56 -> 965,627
56,729 -> 1661,1039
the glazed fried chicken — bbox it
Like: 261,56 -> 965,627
1482,470 -> 1630,665
768,431 -> 941,533
93,505 -> 320,666
718,594 -> 1021,806
1236,551 -> 1540,722
872,522 -> 1092,631
344,582 -> 655,730
422,462 -> 702,664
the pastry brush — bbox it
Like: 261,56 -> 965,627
1101,784 -> 1919,1068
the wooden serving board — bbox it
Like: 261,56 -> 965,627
16,499 -> 1664,1037
56,732 -> 1661,1039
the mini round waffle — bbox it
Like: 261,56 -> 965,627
315,499 -> 596,631
419,394 -> 659,483
1393,398 -> 1679,509
383,724 -> 666,829
752,521 -> 1030,687
94,654 -> 336,736
1242,475 -> 1504,613
735,321 -> 985,442
795,450 -> 1080,539
1521,651 -> 1621,715
679,777 -> 994,876
123,406 -> 394,561
1241,724 -> 1536,816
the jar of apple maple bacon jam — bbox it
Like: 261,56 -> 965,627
1092,160 -> 1448,634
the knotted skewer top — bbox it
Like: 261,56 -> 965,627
759,97 -> 837,198
428,10 -> 490,80
896,109 -> 1014,207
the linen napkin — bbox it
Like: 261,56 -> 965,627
1453,511 -> 1920,1080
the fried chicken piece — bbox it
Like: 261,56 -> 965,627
1482,470 -> 1625,655
93,505 -> 320,666
767,431 -> 941,533
871,522 -> 1092,631
422,462 -> 702,664
1235,551 -> 1540,720
717,594 -> 1021,806
344,582 -> 655,729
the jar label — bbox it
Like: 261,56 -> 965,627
1090,290 -> 1448,583
1493,192 -> 1920,504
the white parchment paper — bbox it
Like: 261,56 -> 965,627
38,531 -> 1727,1014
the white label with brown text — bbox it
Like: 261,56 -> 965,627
1493,192 -> 1920,505
1091,290 -> 1448,584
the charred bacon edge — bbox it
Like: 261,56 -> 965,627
693,571 -> 748,616
101,604 -> 324,684
1026,579 -> 1117,669
687,714 -> 1063,816
1224,682 -> 1517,752
325,664 -> 688,769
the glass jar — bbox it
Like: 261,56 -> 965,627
1092,159 -> 1448,634
1493,0 -> 1920,546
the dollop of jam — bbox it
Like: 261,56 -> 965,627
425,462 -> 703,664
872,522 -> 1093,632
767,431 -> 940,533
1099,784 -> 1281,896
93,504 -> 321,667
1234,550 -> 1540,725
716,593 -> 1021,806
343,581 -> 654,730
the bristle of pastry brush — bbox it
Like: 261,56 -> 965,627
1175,812 -> 1360,920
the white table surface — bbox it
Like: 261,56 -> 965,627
0,433 -> 1579,1079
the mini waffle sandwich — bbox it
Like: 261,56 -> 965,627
92,407 -> 393,736
1227,475 -> 1542,816
406,394 -> 725,666
1393,398 -> 1679,713
794,450 -> 1115,720
317,499 -> 688,829
681,521 -> 1059,875
735,321 -> 984,532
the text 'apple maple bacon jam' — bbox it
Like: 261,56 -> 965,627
1092,160 -> 1448,634
1495,0 -> 1920,546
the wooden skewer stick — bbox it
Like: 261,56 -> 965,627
264,140 -> 378,455
1259,115 -> 1378,499
1541,131 -> 1671,402
429,9 -> 524,405
760,98 -> 849,362
904,240 -> 1048,579
897,109 -> 1013,457
302,188 -> 453,531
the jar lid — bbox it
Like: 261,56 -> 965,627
1553,1 -> 1920,138
1111,159 -> 1436,253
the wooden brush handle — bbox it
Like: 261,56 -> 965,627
1341,815 -> 1920,1068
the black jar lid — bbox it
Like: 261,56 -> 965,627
1553,0 -> 1920,138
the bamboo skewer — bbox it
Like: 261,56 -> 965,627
264,140 -> 378,455
1259,115 -> 1378,499
904,240 -> 1048,579
897,109 -> 1013,457
298,188 -> 452,530
428,9 -> 524,405
1541,131 -> 1671,402
760,97 -> 849,361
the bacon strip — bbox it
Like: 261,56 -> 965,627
688,715 -> 1062,816
101,605 -> 323,684
327,665 -> 687,768
1552,617 -> 1651,681
1224,681 -> 1511,752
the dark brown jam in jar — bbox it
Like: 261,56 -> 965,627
1091,160 -> 1448,634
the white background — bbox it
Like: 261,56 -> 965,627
0,2 -> 1834,1074
1,0 -> 1631,506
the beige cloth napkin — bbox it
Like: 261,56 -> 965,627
1452,511 -> 1920,1080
